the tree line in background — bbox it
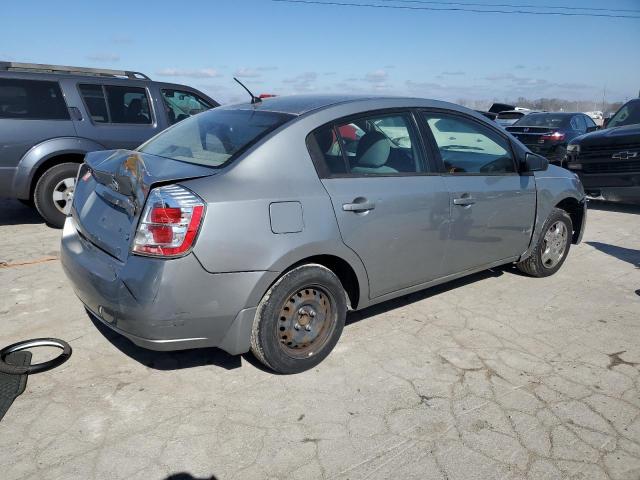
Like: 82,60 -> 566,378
457,97 -> 625,114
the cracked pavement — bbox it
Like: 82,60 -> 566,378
1,198 -> 639,480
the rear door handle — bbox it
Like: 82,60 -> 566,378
68,107 -> 83,121
343,200 -> 375,212
453,196 -> 476,206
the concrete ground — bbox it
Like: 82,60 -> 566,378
0,198 -> 639,480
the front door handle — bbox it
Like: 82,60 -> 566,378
343,200 -> 375,212
453,196 -> 476,206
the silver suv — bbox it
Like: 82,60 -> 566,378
0,62 -> 218,227
61,95 -> 587,374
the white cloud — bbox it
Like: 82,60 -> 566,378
364,69 -> 388,83
283,72 -> 318,92
234,67 -> 261,78
86,53 -> 120,62
156,68 -> 221,78
111,35 -> 133,45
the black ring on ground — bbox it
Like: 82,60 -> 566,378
0,338 -> 72,375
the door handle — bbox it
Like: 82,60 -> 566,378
453,196 -> 476,206
342,200 -> 375,212
68,107 -> 83,121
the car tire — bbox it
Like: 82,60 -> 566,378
33,163 -> 80,228
250,264 -> 347,374
517,208 -> 572,277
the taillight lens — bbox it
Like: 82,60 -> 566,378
539,131 -> 565,142
132,185 -> 205,257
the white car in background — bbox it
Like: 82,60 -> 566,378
496,108 -> 541,128
584,111 -> 604,127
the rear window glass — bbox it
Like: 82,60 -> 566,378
0,78 -> 69,120
514,113 -> 569,128
138,109 -> 293,167
79,84 -> 151,124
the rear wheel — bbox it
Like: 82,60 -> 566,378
33,163 -> 80,228
250,264 -> 347,374
517,208 -> 572,277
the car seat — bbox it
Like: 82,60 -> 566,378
351,131 -> 398,174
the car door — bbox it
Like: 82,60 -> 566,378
0,77 -> 76,193
570,115 -> 587,137
69,80 -> 164,150
309,110 -> 450,299
419,111 -> 536,275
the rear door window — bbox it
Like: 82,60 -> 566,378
422,113 -> 515,174
79,84 -> 151,124
309,112 -> 426,176
161,89 -> 213,125
0,78 -> 69,120
78,84 -> 108,122
570,115 -> 586,133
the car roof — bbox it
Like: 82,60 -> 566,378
221,94 -> 465,116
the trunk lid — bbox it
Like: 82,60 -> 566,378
72,149 -> 216,261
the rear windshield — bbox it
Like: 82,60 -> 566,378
138,109 -> 294,167
514,113 -> 569,128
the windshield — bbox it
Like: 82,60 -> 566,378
139,109 -> 294,167
514,113 -> 569,128
607,101 -> 640,129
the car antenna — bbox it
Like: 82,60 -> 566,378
234,77 -> 262,105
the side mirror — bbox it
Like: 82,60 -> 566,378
523,152 -> 549,172
603,117 -> 610,128
587,125 -> 598,133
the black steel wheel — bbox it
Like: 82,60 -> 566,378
250,264 -> 347,374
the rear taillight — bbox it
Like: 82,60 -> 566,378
132,185 -> 205,257
539,132 -> 565,142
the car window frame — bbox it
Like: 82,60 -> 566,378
0,77 -> 71,121
583,114 -> 596,129
76,82 -> 156,127
306,108 -> 437,179
417,108 -> 520,177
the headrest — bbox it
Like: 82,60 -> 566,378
356,131 -> 390,168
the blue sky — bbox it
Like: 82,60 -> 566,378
2,0 -> 639,105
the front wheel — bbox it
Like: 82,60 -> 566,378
250,264 -> 347,374
517,208 -> 572,277
33,163 -> 80,228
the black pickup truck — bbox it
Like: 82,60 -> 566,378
565,98 -> 640,203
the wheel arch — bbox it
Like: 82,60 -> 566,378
286,255 -> 362,310
13,137 -> 106,199
258,251 -> 368,311
554,196 -> 585,244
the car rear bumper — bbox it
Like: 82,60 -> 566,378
60,217 -> 278,354
573,172 -> 640,203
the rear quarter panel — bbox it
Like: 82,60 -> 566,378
181,114 -> 371,306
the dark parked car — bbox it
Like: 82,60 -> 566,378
0,62 -> 218,227
507,112 -> 598,164
61,94 -> 586,374
565,98 -> 640,203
